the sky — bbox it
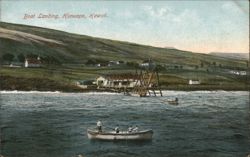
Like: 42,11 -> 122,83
1,0 -> 249,53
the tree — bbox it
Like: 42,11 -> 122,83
156,64 -> 165,71
44,56 -> 60,64
126,61 -> 139,68
2,53 -> 14,63
17,54 -> 25,62
86,59 -> 96,65
27,54 -> 38,58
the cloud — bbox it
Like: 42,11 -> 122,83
143,6 -> 171,19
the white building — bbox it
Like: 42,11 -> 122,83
96,63 -> 108,67
96,74 -> 140,88
189,80 -> 200,85
140,59 -> 156,70
9,62 -> 23,68
229,70 -> 247,76
240,71 -> 247,75
108,60 -> 124,66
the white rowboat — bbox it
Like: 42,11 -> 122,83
87,129 -> 153,140
167,98 -> 179,105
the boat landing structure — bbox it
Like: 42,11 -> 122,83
132,59 -> 163,97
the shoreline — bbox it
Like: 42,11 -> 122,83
1,88 -> 249,94
1,75 -> 249,93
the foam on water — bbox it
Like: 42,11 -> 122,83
0,90 -> 61,94
83,92 -> 122,95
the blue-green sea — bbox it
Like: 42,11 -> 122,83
0,91 -> 249,157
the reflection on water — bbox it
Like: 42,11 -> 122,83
0,91 -> 249,157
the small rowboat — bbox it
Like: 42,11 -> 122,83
87,129 -> 153,140
167,98 -> 179,105
167,100 -> 178,105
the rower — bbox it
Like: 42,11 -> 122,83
175,97 -> 178,102
128,126 -> 133,133
97,120 -> 102,132
115,126 -> 120,133
133,125 -> 138,132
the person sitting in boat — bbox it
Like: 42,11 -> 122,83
115,126 -> 120,133
97,120 -> 102,132
132,125 -> 138,132
175,97 -> 178,102
128,126 -> 133,133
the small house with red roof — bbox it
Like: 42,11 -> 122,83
24,57 -> 41,68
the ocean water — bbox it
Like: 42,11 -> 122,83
0,91 -> 249,157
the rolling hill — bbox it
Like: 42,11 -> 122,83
0,22 -> 247,68
0,22 -> 249,91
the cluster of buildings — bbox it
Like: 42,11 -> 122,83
94,59 -> 154,68
228,70 -> 247,76
95,61 -> 124,67
96,73 -> 140,89
9,56 -> 42,68
76,73 -> 141,89
76,73 -> 202,90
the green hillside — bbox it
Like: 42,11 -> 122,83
0,22 -> 247,66
0,22 -> 249,91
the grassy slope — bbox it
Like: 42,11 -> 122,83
0,22 -> 249,91
0,22 -> 247,67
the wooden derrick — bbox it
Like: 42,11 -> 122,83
132,60 -> 163,97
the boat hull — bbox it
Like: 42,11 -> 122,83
87,129 -> 153,140
167,100 -> 178,105
168,101 -> 178,105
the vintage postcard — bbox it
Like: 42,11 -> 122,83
0,0 -> 249,157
